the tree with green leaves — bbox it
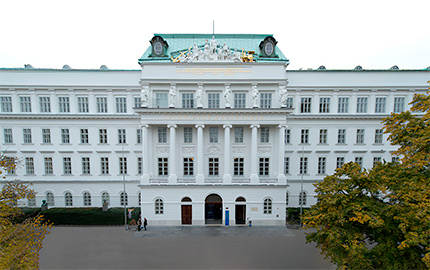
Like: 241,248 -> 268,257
303,89 -> 430,269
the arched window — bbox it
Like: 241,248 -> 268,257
102,192 -> 110,206
65,192 -> 73,206
120,192 -> 128,206
181,197 -> 192,202
46,192 -> 55,206
263,198 -> 272,214
83,192 -> 91,206
155,198 -> 164,214
299,191 -> 307,206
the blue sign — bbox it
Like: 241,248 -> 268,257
225,209 -> 229,226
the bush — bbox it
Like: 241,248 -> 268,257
286,207 -> 309,225
12,208 -> 42,223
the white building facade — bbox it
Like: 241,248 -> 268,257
1,33 -> 429,226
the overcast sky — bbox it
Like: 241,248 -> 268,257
1,0 -> 429,70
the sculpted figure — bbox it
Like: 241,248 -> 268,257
279,85 -> 288,107
252,85 -> 259,108
141,85 -> 149,107
224,85 -> 232,108
169,85 -> 176,107
196,85 -> 203,108
191,43 -> 200,61
203,39 -> 210,60
210,36 -> 218,59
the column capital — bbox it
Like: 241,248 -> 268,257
195,124 -> 205,129
140,124 -> 149,129
223,124 -> 232,129
167,124 -> 177,129
250,124 -> 260,129
278,124 -> 288,129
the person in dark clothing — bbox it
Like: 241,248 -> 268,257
137,217 -> 142,231
143,218 -> 148,231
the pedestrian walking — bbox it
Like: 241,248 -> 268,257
137,217 -> 142,231
143,218 -> 148,231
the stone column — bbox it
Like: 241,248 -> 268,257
223,124 -> 232,184
277,125 -> 287,184
141,124 -> 150,184
168,124 -> 177,184
250,124 -> 260,183
195,124 -> 205,183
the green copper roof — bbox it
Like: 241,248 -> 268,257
138,34 -> 289,63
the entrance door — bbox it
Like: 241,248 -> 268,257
205,194 -> 223,225
181,205 -> 192,225
235,205 -> 246,224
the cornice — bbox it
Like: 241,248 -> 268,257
134,108 -> 294,115
287,114 -> 390,120
0,114 -> 141,120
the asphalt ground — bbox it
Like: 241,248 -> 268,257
39,226 -> 336,270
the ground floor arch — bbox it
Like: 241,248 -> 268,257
181,197 -> 192,225
205,194 -> 223,225
235,197 -> 246,225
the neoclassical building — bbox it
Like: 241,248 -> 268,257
1,33 -> 429,225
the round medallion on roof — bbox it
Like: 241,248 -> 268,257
264,42 -> 274,56
62,65 -> 71,69
390,65 -> 399,70
318,65 -> 326,70
354,65 -> 363,70
100,65 -> 109,70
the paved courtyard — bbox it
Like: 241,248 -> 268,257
39,226 -> 335,269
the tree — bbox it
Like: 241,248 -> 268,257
0,151 -> 51,269
303,90 -> 430,269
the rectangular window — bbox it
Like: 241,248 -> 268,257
373,157 -> 382,167
299,157 -> 308,174
233,157 -> 244,176
42,128 -> 51,144
209,127 -> 218,143
155,92 -> 168,108
115,97 -> 127,113
284,157 -> 290,174
285,97 -> 294,108
338,97 -> 349,113
375,97 -> 387,113
301,129 -> 309,144
235,127 -> 244,143
119,157 -> 127,174
208,157 -> 219,176
20,96 -> 32,112
356,97 -> 368,113
158,158 -> 168,176
260,127 -> 269,143
356,129 -> 365,144
63,157 -> 72,175
118,129 -> 126,144
44,157 -> 53,175
61,129 -> 70,144
58,97 -> 70,113
375,129 -> 383,144
285,129 -> 291,144
96,97 -> 108,113
300,97 -> 312,113
0,96 -> 12,112
392,157 -> 400,163
39,96 -> 51,113
77,97 -> 89,113
82,157 -> 91,175
234,93 -> 246,108
137,157 -> 142,174
25,157 -> 35,175
100,157 -> 109,175
134,96 -> 141,108
184,127 -> 193,143
136,129 -> 142,144
355,156 -> 363,168
319,129 -> 327,144
207,93 -> 220,108
158,127 -> 167,143
182,93 -> 194,108
23,128 -> 32,144
183,158 -> 194,176
80,129 -> 89,144
338,129 -> 346,144
336,157 -> 345,169
394,97 -> 405,113
99,129 -> 107,144
319,97 -> 330,113
259,158 -> 269,176
4,129 -> 13,144
260,93 -> 272,108
318,157 -> 326,174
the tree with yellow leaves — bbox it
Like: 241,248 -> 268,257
0,150 -> 51,269
304,90 -> 430,269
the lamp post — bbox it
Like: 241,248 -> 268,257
122,143 -> 127,231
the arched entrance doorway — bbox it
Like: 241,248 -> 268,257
181,197 -> 192,225
205,194 -> 222,225
235,197 -> 246,225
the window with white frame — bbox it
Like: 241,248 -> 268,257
299,192 -> 307,205
299,157 -> 308,174
23,128 -> 32,144
284,157 -> 290,174
259,157 -> 269,176
356,129 -> 365,144
65,192 -> 73,206
286,192 -> 289,206
260,93 -> 272,108
61,128 -> 70,144
184,127 -> 193,143
337,129 -> 346,144
375,97 -> 387,113
100,157 -> 109,175
233,157 -> 244,176
232,92 -> 246,108
83,192 -> 91,206
336,157 -> 345,169
155,92 -> 168,108
118,129 -> 126,144
39,96 -> 51,113
209,127 -> 218,143
319,97 -> 330,113
300,97 -> 312,113
115,97 -> 127,113
285,97 -> 294,108
25,157 -> 35,175
137,157 -> 142,174
158,158 -> 168,176
182,93 -> 194,108
284,129 -> 291,144
20,96 -> 32,112
375,129 -> 383,144
0,96 -> 12,112
119,157 -> 127,175
356,97 -> 368,113
207,93 -> 220,108
301,129 -> 309,144
96,97 -> 108,113
318,157 -> 326,174
46,192 -> 55,206
27,196 -> 35,207
102,192 -> 110,206
319,129 -> 327,144
183,158 -> 194,176
138,192 -> 141,206
4,129 -> 13,144
136,129 -> 142,144
155,198 -> 163,214
44,157 -> 53,175
77,97 -> 89,113
355,156 -> 363,168
42,128 -> 51,144
99,129 -> 107,144
208,158 -> 219,176
260,127 -> 269,143
338,97 -> 349,113
134,96 -> 141,108
235,127 -> 244,143
373,157 -> 382,167
263,198 -> 272,214
63,157 -> 72,175
82,157 -> 91,175
58,97 -> 70,113
120,192 -> 128,206
158,127 -> 167,143
80,129 -> 89,144
394,97 -> 405,113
